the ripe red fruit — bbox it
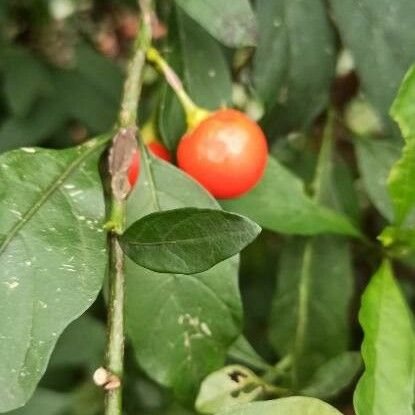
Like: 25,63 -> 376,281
177,109 -> 268,199
128,142 -> 171,187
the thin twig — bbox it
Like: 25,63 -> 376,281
104,2 -> 153,414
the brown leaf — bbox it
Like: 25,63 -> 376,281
108,127 -> 137,201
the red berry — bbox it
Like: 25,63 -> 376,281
128,150 -> 140,187
128,142 -> 171,187
148,141 -> 171,162
177,109 -> 268,199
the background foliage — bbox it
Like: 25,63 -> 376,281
0,0 -> 415,414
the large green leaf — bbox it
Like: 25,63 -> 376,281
125,153 -> 242,402
158,8 -> 232,150
269,132 -> 354,387
301,352 -> 362,399
0,136 -> 109,412
269,236 -> 353,387
354,261 -> 415,415
221,156 -> 360,237
120,208 -> 260,274
215,397 -> 342,415
388,65 -> 415,225
355,137 -> 401,222
253,0 -> 335,135
329,0 -> 415,130
174,0 -> 257,48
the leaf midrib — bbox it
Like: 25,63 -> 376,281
0,137 -> 108,256
125,229 -> 251,247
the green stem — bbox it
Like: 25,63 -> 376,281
104,2 -> 153,414
146,47 -> 210,129
262,354 -> 292,384
262,382 -> 293,398
118,1 -> 152,129
105,237 -> 125,415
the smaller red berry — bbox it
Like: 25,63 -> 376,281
128,142 -> 171,187
148,141 -> 171,162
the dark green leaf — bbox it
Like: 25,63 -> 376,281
174,0 -> 257,48
0,136 -> 109,412
269,131 -> 354,387
195,365 -> 263,414
270,236 -> 354,387
54,70 -> 118,133
7,389 -> 70,415
159,8 -> 232,150
125,154 -> 242,401
121,208 -> 260,275
0,97 -> 67,153
329,0 -> 415,131
354,261 -> 415,415
221,156 -> 360,237
48,314 -> 105,371
227,336 -> 271,371
355,137 -> 401,222
254,0 -> 335,134
215,397 -> 342,415
301,352 -> 362,399
74,44 -> 123,106
0,47 -> 52,116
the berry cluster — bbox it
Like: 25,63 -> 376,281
128,49 -> 268,200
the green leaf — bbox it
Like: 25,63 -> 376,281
269,130 -> 354,387
390,65 -> 415,140
355,137 -> 401,222
48,314 -> 105,371
0,97 -> 67,153
388,140 -> 415,225
270,236 -> 354,387
354,261 -> 415,415
221,156 -> 360,237
253,0 -> 335,134
125,154 -> 242,402
215,397 -> 342,415
174,0 -> 257,48
195,365 -> 264,414
159,8 -> 232,150
74,44 -> 123,106
301,352 -> 362,399
0,47 -> 52,116
7,388 -> 70,415
120,208 -> 260,275
387,66 -> 415,225
378,226 -> 415,258
329,0 -> 415,130
0,136 -> 109,412
54,70 -> 118,133
227,336 -> 271,372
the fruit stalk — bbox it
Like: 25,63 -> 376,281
105,1 -> 153,414
146,47 -> 210,129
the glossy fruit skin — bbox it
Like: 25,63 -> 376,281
177,109 -> 268,199
128,142 -> 171,187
